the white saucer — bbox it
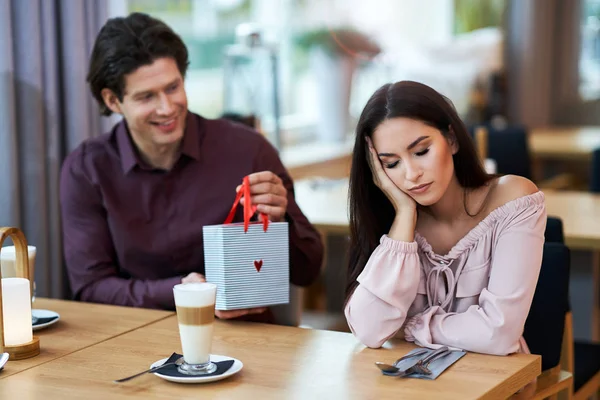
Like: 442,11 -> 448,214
150,354 -> 243,383
0,353 -> 8,371
32,309 -> 61,331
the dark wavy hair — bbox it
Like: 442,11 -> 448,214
346,81 -> 491,298
87,12 -> 190,116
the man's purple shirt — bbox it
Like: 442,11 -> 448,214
60,112 -> 323,310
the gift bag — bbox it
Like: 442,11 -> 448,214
203,176 -> 289,310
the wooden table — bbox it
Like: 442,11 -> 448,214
529,126 -> 600,161
543,191 -> 600,251
544,191 -> 600,341
0,315 -> 540,399
282,139 -> 354,181
0,298 -> 173,378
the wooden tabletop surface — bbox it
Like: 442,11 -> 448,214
544,190 -> 600,250
0,298 -> 173,378
529,126 -> 600,160
0,315 -> 540,399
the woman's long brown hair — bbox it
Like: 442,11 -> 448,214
346,81 -> 492,300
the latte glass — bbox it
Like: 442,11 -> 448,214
173,282 -> 217,375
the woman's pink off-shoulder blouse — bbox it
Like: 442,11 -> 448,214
345,192 -> 547,355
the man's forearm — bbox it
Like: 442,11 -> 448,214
78,275 -> 183,310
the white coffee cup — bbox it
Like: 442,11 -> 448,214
1,245 -> 36,302
173,282 -> 218,375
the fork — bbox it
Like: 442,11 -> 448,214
382,346 -> 451,377
375,348 -> 430,373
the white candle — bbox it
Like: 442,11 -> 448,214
1,278 -> 33,345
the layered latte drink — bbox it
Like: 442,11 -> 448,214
173,282 -> 218,375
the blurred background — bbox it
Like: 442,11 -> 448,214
107,0 -> 600,145
1,0 -> 600,343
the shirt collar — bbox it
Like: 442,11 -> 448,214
180,112 -> 201,161
116,120 -> 137,174
116,111 -> 201,174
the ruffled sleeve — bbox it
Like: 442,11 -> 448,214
344,235 -> 423,348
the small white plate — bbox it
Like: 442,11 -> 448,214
32,309 -> 60,331
150,354 -> 243,384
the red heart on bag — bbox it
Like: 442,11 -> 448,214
254,259 -> 263,272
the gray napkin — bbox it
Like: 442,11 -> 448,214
394,348 -> 466,380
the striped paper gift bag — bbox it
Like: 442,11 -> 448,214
203,176 -> 289,310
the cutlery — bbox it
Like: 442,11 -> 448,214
114,356 -> 184,383
383,347 -> 451,377
375,348 -> 429,373
377,347 -> 448,374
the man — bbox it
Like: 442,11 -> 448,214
60,13 -> 323,321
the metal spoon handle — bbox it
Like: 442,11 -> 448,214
422,349 -> 451,367
113,362 -> 175,383
420,346 -> 449,365
387,349 -> 452,377
393,348 -> 429,366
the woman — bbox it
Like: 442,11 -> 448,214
345,81 -> 546,355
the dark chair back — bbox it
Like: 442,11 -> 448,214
591,148 -> 600,193
468,124 -> 532,179
523,243 -> 571,371
545,216 -> 565,244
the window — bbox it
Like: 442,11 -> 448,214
454,0 -> 505,34
580,0 -> 600,100
110,0 -> 504,148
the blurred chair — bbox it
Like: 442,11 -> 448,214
524,242 -> 573,400
546,217 -> 566,244
544,217 -> 600,400
572,338 -> 600,400
469,124 -> 532,179
271,285 -> 303,327
470,125 -> 575,190
220,112 -> 259,131
590,148 -> 600,193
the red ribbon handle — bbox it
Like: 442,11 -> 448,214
223,176 -> 269,232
